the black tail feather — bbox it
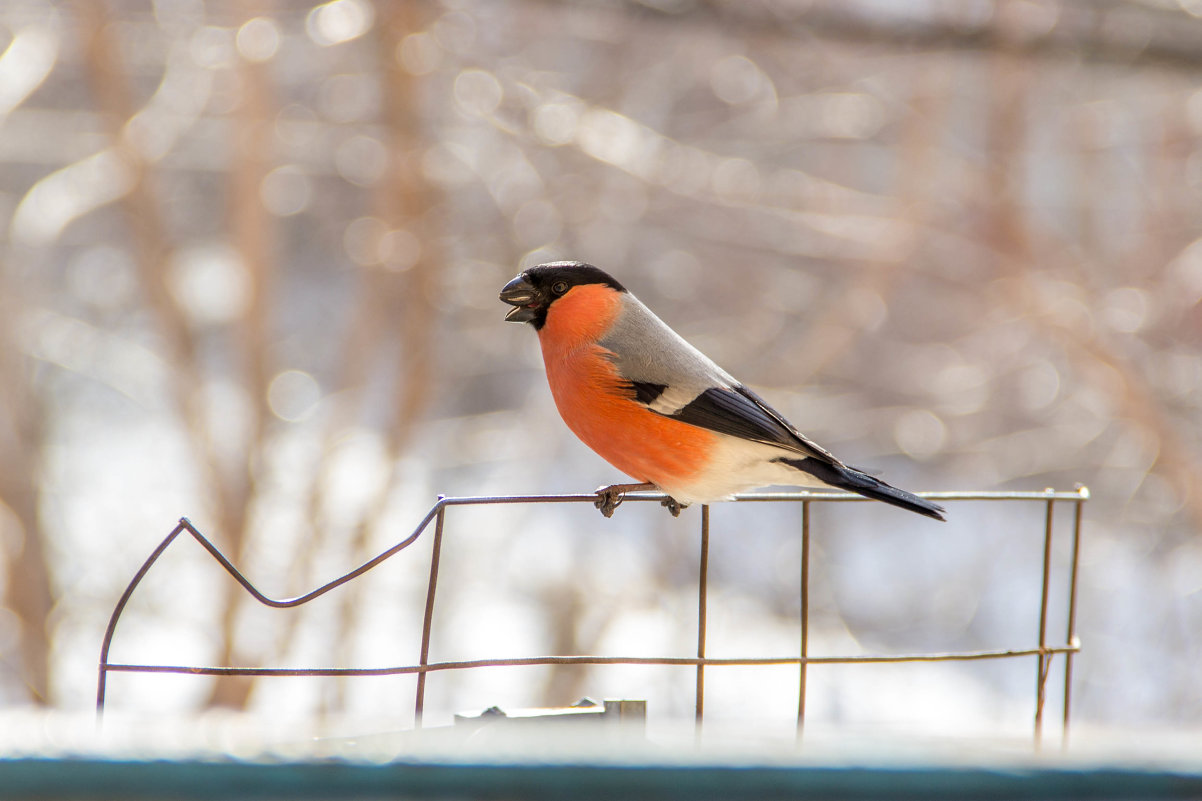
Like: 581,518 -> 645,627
777,457 -> 946,521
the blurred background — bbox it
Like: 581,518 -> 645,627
2,0 -> 1202,745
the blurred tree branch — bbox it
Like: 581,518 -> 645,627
608,0 -> 1202,72
776,63 -> 951,383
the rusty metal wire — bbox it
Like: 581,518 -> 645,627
97,487 -> 1088,744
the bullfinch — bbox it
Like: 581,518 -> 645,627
500,261 -> 945,521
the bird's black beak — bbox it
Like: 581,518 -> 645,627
500,274 -> 538,323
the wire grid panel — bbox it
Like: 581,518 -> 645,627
97,488 -> 1088,743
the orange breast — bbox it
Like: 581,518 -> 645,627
537,285 -> 715,486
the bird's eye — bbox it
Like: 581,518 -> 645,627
551,280 -> 569,296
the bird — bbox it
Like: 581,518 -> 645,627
500,261 -> 945,521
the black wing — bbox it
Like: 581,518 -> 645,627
662,384 -> 843,466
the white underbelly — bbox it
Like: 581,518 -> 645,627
653,435 -> 833,504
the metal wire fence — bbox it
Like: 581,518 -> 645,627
97,487 -> 1088,745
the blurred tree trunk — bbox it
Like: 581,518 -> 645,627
323,0 -> 441,715
206,1 -> 279,711
76,1 -> 261,708
0,267 -> 52,704
370,4 -> 441,473
983,2 -> 1034,275
539,585 -> 589,705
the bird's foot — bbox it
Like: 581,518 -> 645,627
661,496 -> 687,517
593,482 -> 657,518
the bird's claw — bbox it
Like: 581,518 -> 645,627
593,483 -> 686,518
594,487 -> 624,518
661,497 -> 686,517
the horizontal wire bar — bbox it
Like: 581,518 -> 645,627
435,488 -> 1089,506
101,644 -> 1080,678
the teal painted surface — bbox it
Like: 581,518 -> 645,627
2,758 -> 1202,800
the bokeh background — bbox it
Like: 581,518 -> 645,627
2,0 -> 1202,744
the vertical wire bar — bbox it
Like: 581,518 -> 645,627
695,505 -> 710,733
414,502 -> 447,728
1034,495 -> 1055,747
796,500 -> 811,739
1062,492 -> 1085,748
